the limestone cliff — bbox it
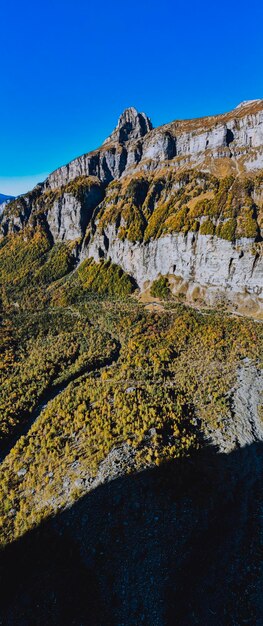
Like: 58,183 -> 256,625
83,226 -> 262,315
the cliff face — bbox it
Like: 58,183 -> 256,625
84,226 -> 262,314
1,101 -> 263,314
46,181 -> 104,242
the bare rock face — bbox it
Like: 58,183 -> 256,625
0,194 -> 15,217
45,146 -> 128,191
175,123 -> 228,156
83,226 -> 263,314
204,360 -> 263,452
103,107 -> 153,145
142,131 -> 176,161
0,185 -> 43,236
47,184 -> 104,241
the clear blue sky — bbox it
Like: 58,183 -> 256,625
1,0 -> 263,195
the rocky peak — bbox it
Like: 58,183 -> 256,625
103,107 -> 153,145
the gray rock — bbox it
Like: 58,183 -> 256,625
74,478 -> 84,489
47,183 -> 104,241
103,107 -> 152,145
43,100 -> 263,191
83,224 -> 263,312
17,468 -> 27,477
204,361 -> 263,453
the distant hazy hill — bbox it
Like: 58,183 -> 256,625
0,193 -> 14,204
0,194 -> 15,217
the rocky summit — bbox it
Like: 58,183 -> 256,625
1,100 -> 263,317
103,106 -> 153,144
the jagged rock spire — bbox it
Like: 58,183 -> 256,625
103,107 -> 153,145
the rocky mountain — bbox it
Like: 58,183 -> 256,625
1,101 -> 263,316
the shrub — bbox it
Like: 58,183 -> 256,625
199,219 -> 215,236
216,218 -> 237,241
150,275 -> 171,299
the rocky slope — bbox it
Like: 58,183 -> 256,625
1,101 -> 263,314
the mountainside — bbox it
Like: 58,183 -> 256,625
1,100 -> 263,316
0,103 -> 263,625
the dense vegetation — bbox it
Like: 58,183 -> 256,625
1,171 -> 262,250
0,313 -> 118,443
150,275 -> 171,299
51,258 -> 136,306
96,170 -> 263,243
0,226 -> 136,312
0,296 -> 262,545
0,226 -> 75,310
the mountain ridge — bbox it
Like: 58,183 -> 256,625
44,98 -> 263,189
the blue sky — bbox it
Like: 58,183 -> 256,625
1,0 -> 263,195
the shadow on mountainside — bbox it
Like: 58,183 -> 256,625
0,442 -> 263,626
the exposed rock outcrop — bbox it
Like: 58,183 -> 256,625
0,185 -> 43,235
103,106 -> 152,145
82,225 -> 263,313
47,181 -> 104,241
45,145 -> 128,190
204,360 -> 263,452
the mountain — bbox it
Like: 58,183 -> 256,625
0,193 -> 14,216
1,100 -> 262,316
0,103 -> 263,624
0,193 -> 14,205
